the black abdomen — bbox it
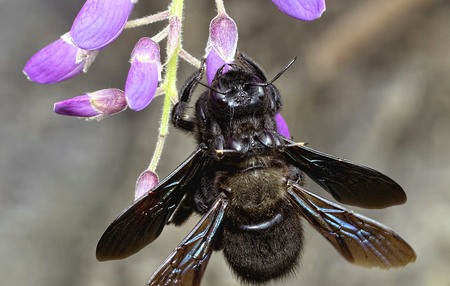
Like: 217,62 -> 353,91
221,200 -> 304,283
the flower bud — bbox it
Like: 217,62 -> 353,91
23,33 -> 98,84
135,170 -> 159,201
205,12 -> 238,84
54,89 -> 127,120
275,113 -> 291,138
70,0 -> 134,50
166,16 -> 181,60
271,0 -> 326,21
125,38 -> 162,111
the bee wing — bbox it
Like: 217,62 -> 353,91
96,145 -> 208,261
147,194 -> 229,286
283,142 -> 406,209
288,183 -> 416,269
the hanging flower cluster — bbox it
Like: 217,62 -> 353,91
24,0 -> 325,197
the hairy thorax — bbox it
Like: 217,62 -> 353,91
216,155 -> 287,213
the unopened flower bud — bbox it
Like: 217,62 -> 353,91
205,12 -> 238,84
166,16 -> 181,60
135,170 -> 159,201
125,38 -> 162,111
70,0 -> 134,50
54,89 -> 127,120
23,33 -> 98,84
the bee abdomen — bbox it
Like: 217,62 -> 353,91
222,204 -> 304,283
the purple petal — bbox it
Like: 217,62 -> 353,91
130,37 -> 161,63
54,95 -> 99,117
205,48 -> 232,84
24,36 -> 83,84
207,13 -> 238,62
271,0 -> 326,21
125,60 -> 159,111
135,170 -> 159,201
125,39 -> 161,111
275,113 -> 291,138
70,0 -> 133,50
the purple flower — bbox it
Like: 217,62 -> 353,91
134,170 -> 159,201
275,113 -> 291,138
125,38 -> 162,111
54,89 -> 127,120
271,0 -> 326,21
205,12 -> 238,84
23,33 -> 98,84
70,0 -> 134,50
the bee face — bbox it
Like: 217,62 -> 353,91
208,70 -> 270,119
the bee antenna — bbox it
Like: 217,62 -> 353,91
195,79 -> 232,95
248,57 -> 297,87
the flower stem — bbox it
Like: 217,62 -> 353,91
180,48 -> 201,68
125,10 -> 170,29
215,0 -> 226,14
151,26 -> 169,44
148,0 -> 184,172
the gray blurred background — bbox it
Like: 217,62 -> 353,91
2,0 -> 449,285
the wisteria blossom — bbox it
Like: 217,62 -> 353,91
70,0 -> 135,50
205,11 -> 238,84
54,89 -> 127,120
125,38 -> 162,111
23,33 -> 98,84
272,0 -> 326,21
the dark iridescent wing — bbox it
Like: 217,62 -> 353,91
96,145 -> 207,261
288,183 -> 416,268
147,194 -> 229,286
283,142 -> 406,208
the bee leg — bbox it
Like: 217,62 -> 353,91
194,97 -> 232,160
287,165 -> 304,186
172,59 -> 206,132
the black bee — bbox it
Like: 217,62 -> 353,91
96,51 -> 416,285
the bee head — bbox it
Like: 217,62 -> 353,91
213,69 -> 268,111
204,66 -> 271,119
198,58 -> 296,121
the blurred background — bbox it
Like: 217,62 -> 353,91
2,0 -> 449,285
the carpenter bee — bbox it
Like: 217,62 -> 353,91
96,51 -> 416,285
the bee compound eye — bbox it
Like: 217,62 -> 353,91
211,91 -> 228,108
210,81 -> 229,108
256,86 -> 266,101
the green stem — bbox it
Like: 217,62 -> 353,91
148,0 -> 184,172
170,0 -> 184,18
